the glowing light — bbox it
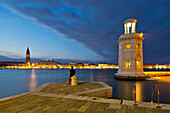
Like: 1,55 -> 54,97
124,20 -> 136,34
131,22 -> 136,33
136,44 -> 139,48
125,61 -> 131,68
152,77 -> 161,79
127,22 -> 131,27
159,66 -> 162,69
144,71 -> 170,77
164,66 -> 167,69
148,66 -> 152,69
125,44 -> 130,48
156,64 -> 158,69
27,62 -> 30,65
124,23 -> 127,34
136,61 -> 141,68
140,32 -> 143,37
144,71 -> 170,74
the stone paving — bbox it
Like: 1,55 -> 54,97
0,82 -> 170,113
0,94 -> 170,113
41,82 -> 104,95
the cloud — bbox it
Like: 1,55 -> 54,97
0,50 -> 23,58
1,0 -> 170,63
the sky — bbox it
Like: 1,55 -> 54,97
0,0 -> 169,64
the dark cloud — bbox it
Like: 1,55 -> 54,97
1,0 -> 170,63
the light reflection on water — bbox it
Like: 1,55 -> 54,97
90,69 -> 94,82
136,82 -> 143,102
28,69 -> 37,91
159,76 -> 170,83
0,69 -> 170,104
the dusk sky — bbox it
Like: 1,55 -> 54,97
0,0 -> 169,64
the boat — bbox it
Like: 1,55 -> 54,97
145,77 -> 159,81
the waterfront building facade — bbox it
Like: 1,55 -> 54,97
115,19 -> 146,79
0,62 -> 24,69
2,46 -> 169,69
83,63 -> 90,68
98,63 -> 108,69
59,64 -> 71,69
36,61 -> 60,68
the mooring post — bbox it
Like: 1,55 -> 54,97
133,85 -> 137,106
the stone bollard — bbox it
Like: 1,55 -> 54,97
71,75 -> 78,86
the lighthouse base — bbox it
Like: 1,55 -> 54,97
115,73 -> 148,80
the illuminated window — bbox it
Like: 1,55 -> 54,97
125,44 -> 130,48
136,44 -> 139,48
136,61 -> 141,68
131,22 -> 136,33
125,61 -> 131,68
124,22 -> 136,34
119,45 -> 121,49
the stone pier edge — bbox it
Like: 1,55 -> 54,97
0,82 -> 170,111
71,82 -> 112,95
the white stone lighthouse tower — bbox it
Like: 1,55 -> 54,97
115,19 -> 146,79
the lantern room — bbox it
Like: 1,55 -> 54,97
124,19 -> 137,34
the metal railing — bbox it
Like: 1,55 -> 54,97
133,85 -> 137,106
151,84 -> 161,108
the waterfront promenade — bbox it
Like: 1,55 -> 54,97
0,82 -> 170,113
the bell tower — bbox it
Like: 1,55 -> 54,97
26,47 -> 30,66
115,19 -> 146,79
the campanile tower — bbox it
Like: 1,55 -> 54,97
26,47 -> 30,66
115,19 -> 146,79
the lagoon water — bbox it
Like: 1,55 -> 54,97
0,69 -> 170,104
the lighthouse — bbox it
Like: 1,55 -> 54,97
115,19 -> 146,80
26,47 -> 30,66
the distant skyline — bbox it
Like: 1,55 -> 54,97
0,0 -> 169,64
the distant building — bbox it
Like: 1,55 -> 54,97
84,63 -> 89,66
36,61 -> 60,68
26,47 -> 30,66
69,62 -> 76,67
75,63 -> 83,68
106,64 -> 118,69
115,19 -> 146,79
89,64 -> 97,69
97,63 -> 118,69
59,64 -> 70,69
0,61 -> 24,67
65,62 -> 84,68
98,63 -> 108,68
83,63 -> 90,68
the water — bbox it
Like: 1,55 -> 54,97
0,69 -> 170,104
